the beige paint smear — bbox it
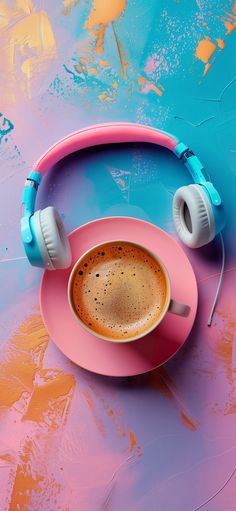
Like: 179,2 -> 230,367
0,1 -> 56,101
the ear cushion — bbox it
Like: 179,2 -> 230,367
34,207 -> 72,269
173,184 -> 215,248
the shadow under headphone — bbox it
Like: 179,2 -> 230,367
21,122 -> 225,272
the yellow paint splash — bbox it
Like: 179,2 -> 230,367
0,1 -> 56,100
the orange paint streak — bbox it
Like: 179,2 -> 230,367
195,3 -> 236,77
150,83 -> 163,96
98,92 -> 114,102
84,0 -> 127,76
149,368 -> 200,431
224,19 -> 236,35
99,59 -> 110,67
180,412 -> 198,431
212,314 -> 236,386
0,453 -> 16,463
87,383 -> 142,455
23,371 -> 75,427
1,312 -> 76,509
81,390 -> 106,435
203,62 -> 211,76
0,314 -> 48,409
94,24 -> 106,54
128,431 -> 142,456
208,311 -> 236,416
138,75 -> 163,96
216,38 -> 225,48
9,438 -> 44,511
223,4 -> 236,35
88,67 -> 98,74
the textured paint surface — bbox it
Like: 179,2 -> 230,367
0,1 -> 236,509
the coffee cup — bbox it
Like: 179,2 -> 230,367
68,240 -> 190,343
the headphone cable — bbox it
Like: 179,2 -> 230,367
207,232 -> 225,326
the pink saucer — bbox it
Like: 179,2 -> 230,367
40,217 -> 198,377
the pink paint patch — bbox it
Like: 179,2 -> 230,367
144,53 -> 169,78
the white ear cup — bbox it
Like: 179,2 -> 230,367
173,184 -> 215,248
34,207 -> 72,269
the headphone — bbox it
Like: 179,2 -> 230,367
21,122 -> 225,271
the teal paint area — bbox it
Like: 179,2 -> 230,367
0,113 -> 14,142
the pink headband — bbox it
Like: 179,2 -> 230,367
34,122 -> 178,176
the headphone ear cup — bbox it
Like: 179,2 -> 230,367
34,207 -> 72,269
173,184 -> 215,248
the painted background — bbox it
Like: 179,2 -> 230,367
0,1 -> 236,509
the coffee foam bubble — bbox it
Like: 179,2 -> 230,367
71,241 -> 167,340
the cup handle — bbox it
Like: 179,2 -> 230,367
168,299 -> 191,318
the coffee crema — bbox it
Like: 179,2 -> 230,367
70,241 -> 168,341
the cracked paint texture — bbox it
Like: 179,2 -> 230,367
0,1 -> 236,510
